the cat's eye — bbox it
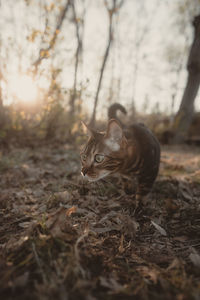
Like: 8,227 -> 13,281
81,154 -> 87,161
95,154 -> 104,163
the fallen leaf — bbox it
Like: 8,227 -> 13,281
11,272 -> 29,288
189,252 -> 200,268
178,181 -> 193,202
118,234 -> 125,253
137,266 -> 159,284
165,198 -> 179,213
54,190 -> 72,203
167,258 -> 182,271
45,207 -> 77,240
151,220 -> 167,236
66,206 -> 77,216
99,276 -> 123,292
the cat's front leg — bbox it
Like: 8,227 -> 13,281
134,177 -> 154,209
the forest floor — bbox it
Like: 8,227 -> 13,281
0,143 -> 200,300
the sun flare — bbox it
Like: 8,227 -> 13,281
9,74 -> 38,103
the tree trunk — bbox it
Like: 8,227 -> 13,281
0,71 -> 5,129
89,0 -> 120,127
89,18 -> 113,127
173,15 -> 200,143
69,0 -> 83,116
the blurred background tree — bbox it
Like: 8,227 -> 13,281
89,0 -> 124,126
0,0 -> 200,145
173,14 -> 200,143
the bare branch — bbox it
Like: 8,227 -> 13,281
69,0 -> 83,116
33,0 -> 70,70
90,0 -> 123,126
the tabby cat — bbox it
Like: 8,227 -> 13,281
80,103 -> 160,200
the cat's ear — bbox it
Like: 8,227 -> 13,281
81,121 -> 92,136
81,121 -> 97,137
104,119 -> 123,151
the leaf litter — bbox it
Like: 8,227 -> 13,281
0,144 -> 200,300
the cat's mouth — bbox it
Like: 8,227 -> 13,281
81,171 -> 111,182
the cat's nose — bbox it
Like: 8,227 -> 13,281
81,167 -> 88,176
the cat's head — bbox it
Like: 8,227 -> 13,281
80,119 -> 127,182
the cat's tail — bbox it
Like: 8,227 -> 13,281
108,103 -> 127,124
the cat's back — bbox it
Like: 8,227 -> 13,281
128,123 -> 160,148
124,122 -> 160,172
127,123 -> 159,150
123,122 -> 160,196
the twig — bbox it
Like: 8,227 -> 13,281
175,242 -> 200,251
33,0 -> 70,69
32,242 -> 48,284
74,228 -> 89,278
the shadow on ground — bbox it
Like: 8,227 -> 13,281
0,144 -> 200,300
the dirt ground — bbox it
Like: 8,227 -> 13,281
0,143 -> 200,300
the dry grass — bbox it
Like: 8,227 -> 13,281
0,143 -> 200,300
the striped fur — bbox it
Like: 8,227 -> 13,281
81,106 -> 160,198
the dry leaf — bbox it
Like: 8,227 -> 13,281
137,266 -> 159,284
54,191 -> 72,203
12,272 -> 29,288
167,258 -> 181,271
99,276 -> 123,292
178,181 -> 192,201
189,252 -> 200,268
118,234 -> 125,253
151,220 -> 167,236
66,206 -> 77,216
46,207 -> 76,240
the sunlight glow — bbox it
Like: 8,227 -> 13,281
9,74 -> 38,103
